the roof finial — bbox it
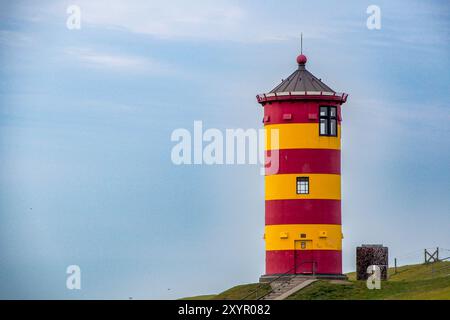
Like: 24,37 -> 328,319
296,33 -> 307,66
301,32 -> 303,54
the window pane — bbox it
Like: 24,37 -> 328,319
296,177 -> 309,194
320,106 -> 328,117
330,107 -> 337,118
320,119 -> 328,135
330,119 -> 337,136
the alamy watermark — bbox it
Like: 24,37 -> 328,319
170,121 -> 279,175
366,265 -> 381,289
65,5 -> 380,32
66,265 -> 81,290
66,5 -> 81,30
366,5 -> 381,30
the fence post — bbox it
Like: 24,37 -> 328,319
424,249 -> 427,264
394,258 -> 397,274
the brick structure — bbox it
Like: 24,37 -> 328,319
356,245 -> 388,280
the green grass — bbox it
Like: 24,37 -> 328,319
179,294 -> 217,300
181,261 -> 450,300
213,283 -> 272,300
180,283 -> 272,300
346,260 -> 450,282
288,261 -> 450,300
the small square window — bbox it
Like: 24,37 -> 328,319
296,177 -> 309,194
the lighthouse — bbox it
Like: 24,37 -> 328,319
257,50 -> 348,279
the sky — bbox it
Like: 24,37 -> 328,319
0,0 -> 449,299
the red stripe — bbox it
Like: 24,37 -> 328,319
266,199 -> 341,225
265,149 -> 340,175
263,101 -> 341,125
265,250 -> 342,275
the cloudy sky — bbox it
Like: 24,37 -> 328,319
0,0 -> 449,299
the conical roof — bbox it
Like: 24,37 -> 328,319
269,54 -> 335,93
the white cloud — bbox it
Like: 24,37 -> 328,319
5,0 -> 450,47
60,0 -> 246,40
64,47 -> 173,74
0,30 -> 33,47
41,0 -> 347,42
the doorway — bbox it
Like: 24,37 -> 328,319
294,240 -> 315,274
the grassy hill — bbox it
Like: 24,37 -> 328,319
181,261 -> 450,300
289,260 -> 450,300
180,283 -> 272,300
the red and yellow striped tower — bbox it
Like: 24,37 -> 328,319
257,52 -> 348,278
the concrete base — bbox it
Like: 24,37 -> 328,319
259,273 -> 348,283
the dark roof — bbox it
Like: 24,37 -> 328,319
270,64 -> 335,93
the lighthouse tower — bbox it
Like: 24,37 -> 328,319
257,51 -> 348,278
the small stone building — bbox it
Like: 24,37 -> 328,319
356,245 -> 388,280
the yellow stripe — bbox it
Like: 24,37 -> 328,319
265,224 -> 342,251
265,174 -> 340,200
265,123 -> 341,151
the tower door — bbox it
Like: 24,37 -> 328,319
294,240 -> 315,274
